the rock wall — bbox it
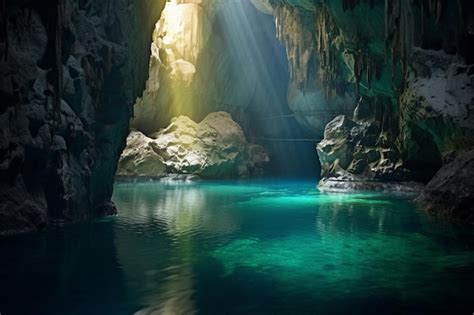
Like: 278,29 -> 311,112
253,0 -> 474,220
0,0 -> 166,235
130,0 -> 292,136
417,149 -> 474,224
131,0 -> 219,133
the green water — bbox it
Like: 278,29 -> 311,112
1,180 -> 474,314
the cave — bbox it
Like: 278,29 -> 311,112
124,0 -> 320,179
1,0 -> 474,314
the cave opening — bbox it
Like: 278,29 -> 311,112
121,0 -> 321,180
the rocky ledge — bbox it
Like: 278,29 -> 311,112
316,115 -> 423,193
117,112 -> 269,179
318,174 -> 424,194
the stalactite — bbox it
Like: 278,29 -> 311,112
384,0 -> 467,86
341,0 -> 360,12
435,0 -> 442,24
456,0 -> 464,27
82,55 -> 104,108
0,0 -> 8,61
314,5 -> 345,98
384,0 -> 415,87
274,4 -> 316,92
349,33 -> 384,95
54,0 -> 65,128
427,0 -> 443,24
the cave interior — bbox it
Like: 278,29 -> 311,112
1,0 -> 474,314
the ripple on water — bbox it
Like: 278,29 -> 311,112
1,180 -> 473,315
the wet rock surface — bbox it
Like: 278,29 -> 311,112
117,112 -> 269,179
316,115 -> 416,191
261,1 -> 474,220
0,0 -> 166,235
417,150 -> 474,224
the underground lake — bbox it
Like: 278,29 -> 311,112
1,180 -> 474,315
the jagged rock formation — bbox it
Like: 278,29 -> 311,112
0,0 -> 166,235
274,4 -> 357,134
252,0 -> 474,220
317,115 -> 422,192
117,112 -> 269,179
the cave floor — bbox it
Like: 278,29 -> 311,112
1,180 -> 474,314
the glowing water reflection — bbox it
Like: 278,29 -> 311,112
111,180 -> 474,315
1,180 -> 474,315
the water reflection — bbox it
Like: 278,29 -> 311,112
113,181 -> 251,315
0,220 -> 132,315
134,261 -> 197,315
113,182 -> 240,236
3,181 -> 471,315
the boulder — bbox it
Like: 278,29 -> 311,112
417,150 -> 474,224
117,112 -> 269,179
317,115 -> 418,191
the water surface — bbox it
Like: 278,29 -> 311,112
1,180 -> 474,314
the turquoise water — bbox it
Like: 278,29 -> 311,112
1,180 -> 474,314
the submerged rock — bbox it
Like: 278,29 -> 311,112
117,112 -> 269,179
417,150 -> 474,224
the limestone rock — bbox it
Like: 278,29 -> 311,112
0,0 -> 166,235
417,150 -> 474,224
116,131 -> 167,178
118,112 -> 269,179
251,0 -> 274,14
400,49 -> 474,154
317,115 -> 415,191
131,0 -> 258,134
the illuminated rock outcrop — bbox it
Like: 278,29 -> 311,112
131,0 -> 262,135
131,0 -> 214,133
118,112 -> 269,179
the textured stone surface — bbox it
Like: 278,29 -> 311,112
118,112 -> 269,179
259,1 -> 474,214
131,0 -> 278,134
318,174 -> 424,193
417,150 -> 474,224
316,115 -> 416,191
400,49 -> 474,158
0,0 -> 166,235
